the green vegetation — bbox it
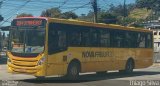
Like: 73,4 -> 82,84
40,8 -> 78,19
17,0 -> 160,28
129,8 -> 151,19
16,13 -> 33,18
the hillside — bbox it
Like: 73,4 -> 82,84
129,8 -> 152,19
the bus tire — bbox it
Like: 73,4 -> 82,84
125,59 -> 134,73
119,59 -> 134,74
67,62 -> 80,80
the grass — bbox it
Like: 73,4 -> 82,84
129,8 -> 152,19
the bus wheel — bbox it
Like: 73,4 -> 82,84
67,62 -> 80,80
125,60 -> 134,73
119,59 -> 134,74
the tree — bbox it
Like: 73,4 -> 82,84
136,0 -> 160,20
117,17 -> 137,26
41,7 -> 62,18
108,4 -> 135,17
98,12 -> 118,24
41,7 -> 78,19
78,11 -> 94,22
136,0 -> 160,11
108,4 -> 124,16
61,11 -> 78,19
16,13 -> 33,18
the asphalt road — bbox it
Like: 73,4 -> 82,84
1,56 -> 160,86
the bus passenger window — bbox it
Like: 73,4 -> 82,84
114,31 -> 124,47
100,30 -> 110,47
137,33 -> 145,48
58,31 -> 67,49
48,29 -> 58,54
48,28 -> 67,54
91,29 -> 100,47
146,34 -> 152,48
69,31 -> 81,46
81,31 -> 90,47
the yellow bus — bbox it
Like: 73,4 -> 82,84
7,17 -> 153,80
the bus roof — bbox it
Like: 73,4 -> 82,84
14,17 -> 48,20
13,17 -> 152,33
48,18 -> 152,33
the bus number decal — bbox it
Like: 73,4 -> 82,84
82,51 -> 113,58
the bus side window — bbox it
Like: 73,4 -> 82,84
146,34 -> 152,48
57,30 -> 67,49
137,33 -> 145,48
125,32 -> 131,48
114,31 -> 125,48
131,32 -> 137,48
48,28 -> 58,54
68,31 -> 81,46
48,24 -> 67,54
81,30 -> 90,47
90,29 -> 100,47
100,30 -> 110,47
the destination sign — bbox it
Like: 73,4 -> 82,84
16,20 -> 42,26
12,19 -> 46,27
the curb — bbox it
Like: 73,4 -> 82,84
152,63 -> 160,67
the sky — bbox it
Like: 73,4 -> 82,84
0,0 -> 135,26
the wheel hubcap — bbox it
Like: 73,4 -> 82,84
71,66 -> 77,76
127,62 -> 133,72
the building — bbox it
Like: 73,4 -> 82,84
145,19 -> 160,62
0,26 -> 9,51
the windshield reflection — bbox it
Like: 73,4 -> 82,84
10,27 -> 45,54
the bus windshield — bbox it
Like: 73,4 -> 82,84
10,26 -> 45,54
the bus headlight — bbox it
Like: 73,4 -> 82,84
37,56 -> 46,65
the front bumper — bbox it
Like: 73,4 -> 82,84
7,62 -> 41,74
